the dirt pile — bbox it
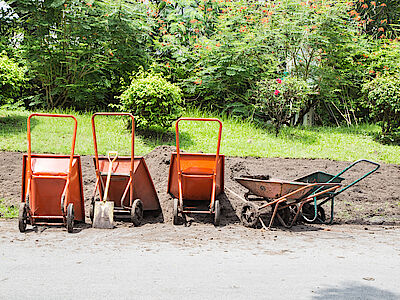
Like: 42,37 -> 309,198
1,149 -> 399,226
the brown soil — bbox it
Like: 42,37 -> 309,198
1,146 -> 399,225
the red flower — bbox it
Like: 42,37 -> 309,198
216,42 -> 221,47
380,3 -> 386,6
64,3 -> 67,7
274,90 -> 280,95
276,78 -> 282,84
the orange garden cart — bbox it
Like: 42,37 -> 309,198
19,113 -> 85,233
90,113 -> 160,226
168,118 -> 224,225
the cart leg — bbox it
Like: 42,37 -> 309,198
269,201 -> 282,229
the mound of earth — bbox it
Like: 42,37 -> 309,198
1,147 -> 399,225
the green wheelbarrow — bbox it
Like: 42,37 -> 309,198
295,159 -> 380,224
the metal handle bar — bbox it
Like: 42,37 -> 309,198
175,118 -> 223,175
27,113 -> 78,177
313,159 -> 380,197
331,159 -> 380,195
91,113 -> 135,173
102,151 -> 119,203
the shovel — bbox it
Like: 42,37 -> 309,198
93,151 -> 118,229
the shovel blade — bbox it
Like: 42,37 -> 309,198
93,201 -> 114,229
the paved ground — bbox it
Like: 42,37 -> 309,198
0,220 -> 399,299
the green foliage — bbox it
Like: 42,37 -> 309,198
10,0 -> 151,109
0,199 -> 18,218
363,74 -> 400,143
254,77 -> 311,135
118,70 -> 183,129
0,52 -> 27,106
150,0 -> 359,121
354,0 -> 400,39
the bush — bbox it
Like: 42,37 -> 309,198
254,77 -> 311,135
118,71 -> 183,129
363,74 -> 400,144
0,52 -> 27,106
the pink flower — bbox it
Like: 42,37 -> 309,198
274,89 -> 280,95
276,78 -> 282,84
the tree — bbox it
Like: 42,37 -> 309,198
9,0 -> 151,109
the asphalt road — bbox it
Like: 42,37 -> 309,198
0,220 -> 399,299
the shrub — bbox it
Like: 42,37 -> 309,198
0,52 -> 27,106
118,71 -> 183,129
254,77 -> 311,135
362,74 -> 400,144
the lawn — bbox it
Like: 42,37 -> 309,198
0,108 -> 399,164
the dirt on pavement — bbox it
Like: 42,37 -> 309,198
1,146 -> 399,226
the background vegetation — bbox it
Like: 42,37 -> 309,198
1,0 -> 400,142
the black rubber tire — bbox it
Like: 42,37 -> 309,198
240,202 -> 260,228
131,199 -> 143,226
173,198 -> 179,225
60,195 -> 65,215
18,203 -> 27,233
275,206 -> 291,226
66,203 -> 74,233
214,200 -> 221,226
302,204 -> 326,223
89,197 -> 95,222
317,206 -> 326,223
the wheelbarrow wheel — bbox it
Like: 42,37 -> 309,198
214,200 -> 221,226
66,203 -> 74,233
240,202 -> 259,228
301,204 -> 326,224
317,206 -> 326,223
60,195 -> 65,215
18,203 -> 27,233
173,198 -> 179,225
131,199 -> 143,226
89,197 -> 96,222
275,206 -> 291,227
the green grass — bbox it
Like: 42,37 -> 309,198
0,108 -> 399,163
0,199 -> 18,218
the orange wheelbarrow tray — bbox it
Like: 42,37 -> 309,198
235,175 -> 341,229
90,113 -> 161,226
167,118 -> 224,226
19,114 -> 85,234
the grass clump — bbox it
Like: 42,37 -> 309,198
0,199 -> 18,218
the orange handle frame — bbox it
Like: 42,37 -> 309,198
175,117 -> 223,176
27,113 -> 78,177
91,112 -> 135,174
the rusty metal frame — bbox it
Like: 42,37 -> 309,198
175,117 -> 223,214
